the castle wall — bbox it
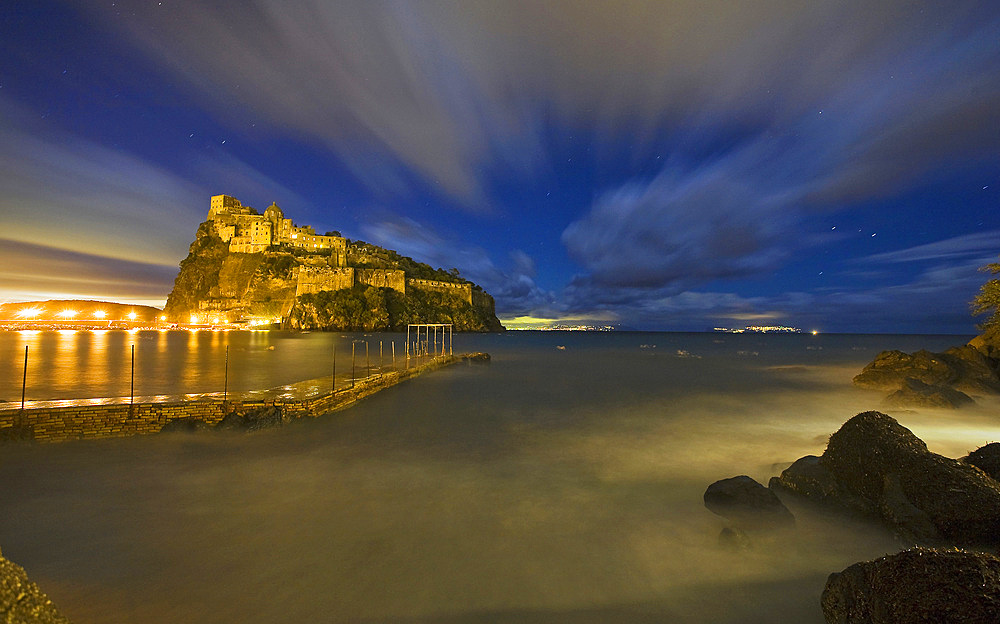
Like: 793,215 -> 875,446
408,278 -> 473,304
296,266 -> 355,296
358,269 -> 406,293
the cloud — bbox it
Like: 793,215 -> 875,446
84,1 -> 999,211
359,215 -> 554,315
860,231 -> 1000,265
0,238 -> 177,306
0,98 -> 206,266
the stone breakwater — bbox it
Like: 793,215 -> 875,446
0,354 -> 472,443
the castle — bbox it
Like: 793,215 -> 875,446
198,195 -> 488,323
208,194 -> 348,264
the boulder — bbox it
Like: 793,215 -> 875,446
704,475 -> 794,530
462,352 -> 491,363
821,548 -> 1000,624
768,455 -> 872,517
853,347 -> 1000,395
821,411 -> 1000,546
882,377 -> 973,409
969,326 -> 1000,360
0,553 -> 71,623
965,442 -> 1000,481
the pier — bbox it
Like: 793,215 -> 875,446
0,351 -> 479,444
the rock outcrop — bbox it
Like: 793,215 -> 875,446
853,339 -> 1000,407
821,548 -> 1000,624
704,475 -> 795,532
882,377 -> 973,409
773,411 -> 1000,546
0,552 -> 71,623
965,442 -> 1000,481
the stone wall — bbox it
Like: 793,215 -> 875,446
408,278 -> 473,304
358,268 -> 406,293
296,266 -> 355,296
0,356 -> 460,443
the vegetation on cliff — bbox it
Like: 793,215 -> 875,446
286,285 -> 502,331
972,257 -> 1000,330
163,222 -> 228,319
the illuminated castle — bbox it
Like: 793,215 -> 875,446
208,194 -> 347,266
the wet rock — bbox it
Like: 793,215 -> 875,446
768,455 -> 872,517
822,411 -> 1000,547
215,405 -> 288,432
462,352 -> 491,363
704,475 -> 795,530
0,553 -> 71,623
241,405 -> 287,431
882,377 -> 974,409
821,548 -> 1000,624
159,417 -> 210,433
965,442 -> 1000,481
853,347 -> 1000,396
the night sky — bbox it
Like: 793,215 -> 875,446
1,1 -> 998,333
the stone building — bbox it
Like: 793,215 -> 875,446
209,194 -> 347,265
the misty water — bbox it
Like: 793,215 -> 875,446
2,331 -> 999,623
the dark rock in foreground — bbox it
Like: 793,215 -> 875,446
822,548 -> 1000,624
0,553 -> 71,623
704,475 -> 794,531
768,455 -> 871,517
882,377 -> 973,409
816,411 -> 1000,546
965,442 -> 1000,481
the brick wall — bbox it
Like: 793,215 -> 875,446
0,355 -> 460,443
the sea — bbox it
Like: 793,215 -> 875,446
1,329 -> 998,623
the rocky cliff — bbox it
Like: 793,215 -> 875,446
164,221 -> 503,331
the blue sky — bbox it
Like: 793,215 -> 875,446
1,0 -> 998,332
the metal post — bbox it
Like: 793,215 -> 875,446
352,342 -> 356,388
392,341 -> 395,369
366,341 -> 370,378
380,340 -> 383,372
130,344 -> 135,406
450,324 -> 453,355
20,345 -> 27,411
406,325 -> 410,358
224,345 -> 229,402
332,344 -> 337,393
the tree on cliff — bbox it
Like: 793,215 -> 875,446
972,258 -> 1000,330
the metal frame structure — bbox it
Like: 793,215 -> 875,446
406,323 -> 453,357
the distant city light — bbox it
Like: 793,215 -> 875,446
190,314 -> 200,324
16,307 -> 41,318
159,315 -> 167,321
127,311 -> 138,321
94,310 -> 107,319
58,309 -> 78,318
812,330 -> 819,335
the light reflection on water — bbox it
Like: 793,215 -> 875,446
0,331 -> 997,623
